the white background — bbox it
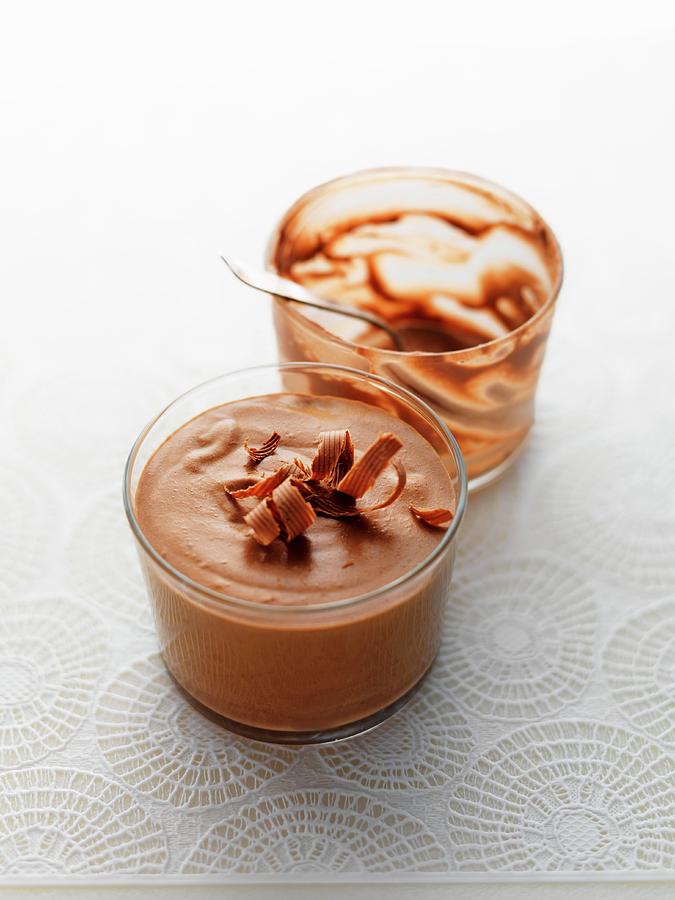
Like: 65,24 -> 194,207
1,2 -> 674,898
2,0 -> 674,383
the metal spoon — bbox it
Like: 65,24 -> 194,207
220,254 -> 405,351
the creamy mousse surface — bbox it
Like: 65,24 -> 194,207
135,393 -> 455,606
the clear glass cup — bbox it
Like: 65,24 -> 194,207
267,167 -> 563,490
124,363 -> 467,744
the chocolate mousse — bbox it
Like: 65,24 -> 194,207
132,390 -> 459,737
135,393 -> 454,605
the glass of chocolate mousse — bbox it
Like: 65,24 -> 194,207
124,362 -> 467,744
268,167 -> 563,489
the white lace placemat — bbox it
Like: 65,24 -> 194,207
1,300 -> 674,883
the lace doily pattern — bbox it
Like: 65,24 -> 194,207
454,468 -> 522,567
603,599 -> 675,746
532,435 -> 675,595
0,459 -> 58,599
318,686 -> 473,791
67,488 -> 153,630
0,595 -> 106,769
434,555 -> 597,721
448,720 -> 675,871
0,768 -> 167,874
181,791 -> 447,874
534,328 -> 619,429
96,654 -> 298,808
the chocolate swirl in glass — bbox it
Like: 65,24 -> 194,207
268,168 -> 563,488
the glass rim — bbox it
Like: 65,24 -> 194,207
123,361 -> 468,617
265,164 -> 564,359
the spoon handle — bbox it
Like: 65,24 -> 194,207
220,255 -> 403,351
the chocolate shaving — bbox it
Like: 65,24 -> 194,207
330,430 -> 354,487
243,431 -> 281,463
226,464 -> 291,499
234,425 -> 410,543
244,499 -> 281,545
289,457 -> 312,479
223,475 -> 258,495
297,481 -> 356,517
271,480 -> 316,541
358,458 -> 407,513
410,505 -> 454,528
337,432 -> 403,499
297,459 -> 407,518
310,430 -> 353,485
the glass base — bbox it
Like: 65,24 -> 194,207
166,665 -> 431,745
468,434 -> 529,493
